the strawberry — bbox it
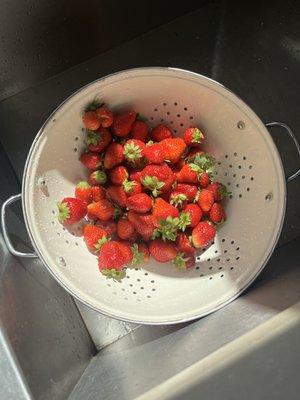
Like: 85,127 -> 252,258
104,143 -> 125,169
176,164 -> 198,184
95,107 -> 114,128
112,111 -> 136,137
106,186 -> 127,208
88,170 -> 107,186
188,153 -> 215,178
152,198 -> 179,227
173,253 -> 195,270
198,189 -> 214,212
171,184 -> 198,203
160,137 -> 186,164
87,128 -> 112,153
98,241 -> 126,279
185,148 -> 204,163
176,233 -> 196,255
123,179 -> 142,196
109,166 -> 128,185
123,139 -> 146,163
192,221 -> 216,248
184,203 -> 202,228
80,152 -> 102,170
140,164 -> 174,195
87,199 -> 114,221
183,127 -> 205,146
82,111 -> 100,131
83,224 -> 108,252
130,120 -> 149,142
57,197 -> 87,224
151,124 -> 172,142
209,202 -> 226,223
126,193 -> 152,213
131,243 -> 150,266
117,218 -> 135,240
117,240 -> 133,264
75,181 -> 92,203
143,143 -> 165,164
91,186 -> 106,201
127,211 -> 155,241
149,239 -> 177,262
207,182 -> 230,202
96,219 -> 117,236
198,171 -> 210,188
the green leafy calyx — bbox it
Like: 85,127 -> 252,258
142,176 -> 165,197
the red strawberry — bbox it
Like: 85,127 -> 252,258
80,152 -> 102,170
96,219 -> 117,236
209,202 -> 226,223
151,124 -> 172,142
87,199 -> 114,221
198,171 -> 210,188
143,143 -> 165,164
123,139 -> 146,163
87,128 -> 112,153
184,203 -> 202,228
109,166 -> 128,185
57,197 -> 87,224
183,127 -> 205,146
160,137 -> 186,164
207,182 -> 229,202
152,198 -> 179,227
91,186 -> 106,202
82,111 -> 100,131
176,164 -> 198,184
140,163 -> 174,195
106,186 -> 127,208
126,193 -> 152,213
173,253 -> 196,270
117,218 -> 135,240
131,120 -> 149,142
176,233 -> 196,255
117,240 -> 133,264
95,107 -> 114,128
75,181 -> 92,203
198,189 -> 214,212
192,221 -> 216,248
185,148 -> 204,162
128,211 -> 155,241
123,179 -> 142,196
104,143 -> 125,169
171,184 -> 198,203
149,239 -> 177,262
98,241 -> 126,278
88,170 -> 107,186
112,111 -> 136,137
83,224 -> 108,252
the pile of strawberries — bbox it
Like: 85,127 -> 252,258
57,104 -> 229,279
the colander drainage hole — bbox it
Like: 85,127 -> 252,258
217,258 -> 220,262
133,292 -> 137,295
147,295 -> 151,298
180,123 -> 183,126
209,266 -> 212,270
196,266 -> 200,270
219,266 -> 222,270
231,240 -> 234,244
154,108 -> 158,112
174,102 -> 178,106
144,272 -> 148,276
243,156 -> 246,160
236,256 -> 240,260
247,188 -> 250,191
184,107 -> 187,111
189,116 -> 193,120
121,288 -> 125,291
52,210 -> 55,215
140,287 -> 144,290
237,121 -> 245,130
151,280 -> 155,283
224,249 -> 227,253
220,274 -> 224,278
152,288 -> 156,291
222,239 -> 225,243
75,137 -> 79,141
167,111 -> 170,115
129,284 -> 133,287
234,152 -> 237,156
225,154 -> 228,158
209,277 -> 213,280
74,148 -> 78,152
230,266 -> 234,270
163,102 -> 167,106
239,194 -> 242,198
160,118 -> 164,122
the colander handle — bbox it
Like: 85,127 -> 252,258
1,193 -> 37,258
266,122 -> 300,183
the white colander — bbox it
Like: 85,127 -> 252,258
1,68 -> 299,325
